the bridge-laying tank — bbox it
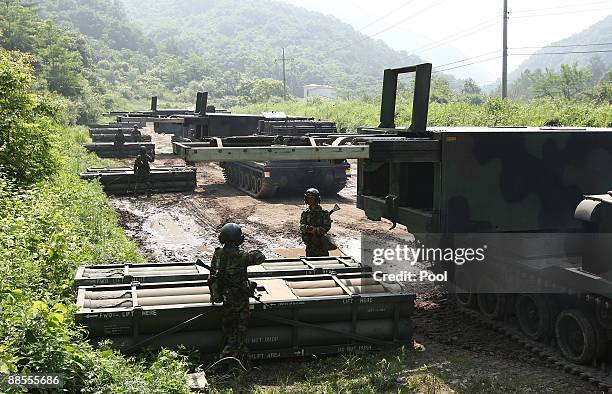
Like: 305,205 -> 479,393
80,166 -> 196,195
220,119 -> 350,197
350,64 -> 612,367
75,272 -> 414,359
74,256 -> 363,286
83,142 -> 155,159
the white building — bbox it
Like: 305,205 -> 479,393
303,84 -> 337,100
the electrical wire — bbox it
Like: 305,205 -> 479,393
510,49 -> 612,56
318,0 -> 448,56
510,0 -> 610,14
356,0 -> 418,31
433,55 -> 503,73
509,42 -> 612,50
509,7 -> 612,19
433,50 -> 500,69
407,17 -> 499,54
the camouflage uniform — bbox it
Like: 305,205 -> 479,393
113,130 -> 125,149
133,148 -> 154,192
300,205 -> 332,257
210,245 -> 265,364
133,151 -> 154,178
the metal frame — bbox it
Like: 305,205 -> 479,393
379,63 -> 432,131
172,141 -> 370,162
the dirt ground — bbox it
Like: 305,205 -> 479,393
111,129 -> 599,393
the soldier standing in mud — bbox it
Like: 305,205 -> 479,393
133,145 -> 154,192
113,128 -> 125,149
131,125 -> 142,139
209,223 -> 265,369
300,188 -> 333,257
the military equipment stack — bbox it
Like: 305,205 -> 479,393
80,166 -> 197,195
89,129 -> 152,143
110,94 -> 351,198
83,142 -> 155,158
74,257 -> 415,359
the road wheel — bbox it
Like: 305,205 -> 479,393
476,276 -> 506,319
555,309 -> 598,364
515,294 -> 554,340
596,301 -> 612,329
455,291 -> 476,308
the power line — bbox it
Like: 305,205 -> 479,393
319,0 -> 448,56
434,55 -> 504,73
433,50 -> 500,69
407,17 -> 498,54
357,0 -> 418,31
510,49 -> 612,56
509,42 -> 612,50
509,7 -> 612,19
511,0 -> 610,14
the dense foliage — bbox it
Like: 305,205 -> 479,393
0,48 -> 192,392
236,96 -> 612,132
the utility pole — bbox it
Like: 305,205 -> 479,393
502,0 -> 508,99
275,48 -> 294,101
282,47 -> 287,101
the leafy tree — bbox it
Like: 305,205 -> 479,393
530,68 -> 560,99
461,78 -> 482,95
585,71 -> 612,104
429,76 -> 454,104
0,0 -> 39,51
588,56 -> 607,85
0,49 -> 59,183
558,63 -> 592,100
529,64 -> 592,101
35,21 -> 87,96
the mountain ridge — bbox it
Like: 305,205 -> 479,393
510,15 -> 611,81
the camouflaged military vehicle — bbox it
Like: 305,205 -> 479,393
353,64 -> 612,367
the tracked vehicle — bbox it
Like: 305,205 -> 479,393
172,63 -> 612,371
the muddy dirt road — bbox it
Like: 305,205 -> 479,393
110,130 -> 599,393
111,129 -> 410,264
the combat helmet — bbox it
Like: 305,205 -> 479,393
304,187 -> 321,204
218,223 -> 245,245
139,145 -> 147,153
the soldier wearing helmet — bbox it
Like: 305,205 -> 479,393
209,223 -> 265,367
300,188 -> 333,257
134,145 -> 154,178
133,145 -> 154,192
131,125 -> 142,138
113,128 -> 125,149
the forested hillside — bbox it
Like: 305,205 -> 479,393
511,15 -> 611,79
121,0 -> 423,96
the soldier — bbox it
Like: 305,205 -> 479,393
131,125 -> 142,138
300,188 -> 333,257
113,128 -> 125,149
133,146 -> 154,192
209,223 -> 265,368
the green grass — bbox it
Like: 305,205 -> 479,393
0,127 -> 193,393
234,97 -> 612,131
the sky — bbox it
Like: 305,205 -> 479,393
283,0 -> 611,83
